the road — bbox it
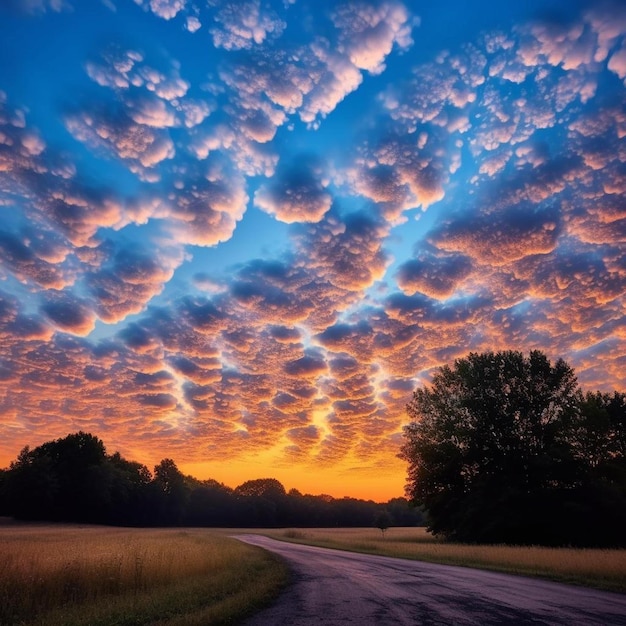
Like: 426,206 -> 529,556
235,535 -> 626,625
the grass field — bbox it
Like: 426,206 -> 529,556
2,524 -> 623,626
249,527 -> 626,593
0,524 -> 288,626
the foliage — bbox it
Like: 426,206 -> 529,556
1,433 -> 423,529
235,478 -> 287,499
400,350 -> 626,546
374,511 -> 391,537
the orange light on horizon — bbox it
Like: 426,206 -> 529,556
179,455 -> 408,503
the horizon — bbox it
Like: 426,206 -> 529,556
0,0 -> 625,502
1,429 -> 407,503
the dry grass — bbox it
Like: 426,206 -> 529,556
250,527 -> 626,593
0,524 -> 288,626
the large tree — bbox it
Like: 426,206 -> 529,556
399,350 -> 622,545
5,432 -> 110,522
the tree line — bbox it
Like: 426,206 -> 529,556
401,350 -> 626,547
0,432 -> 423,528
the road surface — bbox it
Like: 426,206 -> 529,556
235,534 -> 626,625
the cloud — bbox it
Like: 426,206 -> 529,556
134,0 -> 185,20
210,0 -> 285,50
138,392 -> 178,409
186,15 -> 201,32
170,355 -> 221,384
432,203 -> 561,266
125,96 -> 177,128
190,122 -> 279,176
119,322 -> 162,354
85,49 -> 144,90
227,259 -> 315,325
86,243 -> 182,323
341,124 -> 456,227
254,156 -> 332,223
299,42 -> 364,125
268,325 -> 301,344
294,209 -> 390,293
0,97 -> 131,250
181,295 -> 228,336
284,352 -> 327,378
396,251 -> 473,299
332,1 -> 414,74
65,105 -> 175,176
167,157 -> 248,246
286,424 -> 319,445
85,46 -> 206,135
0,227 -> 74,290
0,290 -> 53,343
1,1 -> 626,487
216,0 -> 414,133
40,294 -> 97,336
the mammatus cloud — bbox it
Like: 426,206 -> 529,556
41,294 -> 97,336
396,250 -> 473,299
65,107 -> 176,176
254,157 -> 331,224
0,2 -> 624,497
86,243 -> 182,323
210,0 -> 285,51
134,0 -> 185,20
217,0 -> 414,131
331,1 -> 414,75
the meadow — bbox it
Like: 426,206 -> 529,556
0,523 -> 288,626
2,524 -> 624,626
253,527 -> 626,593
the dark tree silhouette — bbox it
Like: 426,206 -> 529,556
235,478 -> 287,499
400,350 -> 626,546
186,480 -> 234,526
106,452 -> 152,525
375,510 -> 391,537
1,432 -> 425,529
6,432 -> 110,522
152,458 -> 189,525
5,446 -> 59,520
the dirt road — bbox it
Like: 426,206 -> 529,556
235,535 -> 626,625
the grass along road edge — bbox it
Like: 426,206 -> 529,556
233,527 -> 626,594
0,525 -> 289,626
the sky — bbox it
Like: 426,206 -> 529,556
0,0 -> 625,501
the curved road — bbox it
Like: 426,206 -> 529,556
235,535 -> 626,625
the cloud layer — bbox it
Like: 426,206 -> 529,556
0,0 -> 624,497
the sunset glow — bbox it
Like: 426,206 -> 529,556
0,0 -> 625,500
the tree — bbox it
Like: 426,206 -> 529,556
186,480 -> 234,526
385,497 -> 425,527
400,350 -> 592,545
6,446 -> 59,519
574,391 -> 626,543
234,479 -> 287,527
374,511 -> 391,537
577,391 -> 626,467
235,478 -> 286,499
5,433 -> 110,522
152,459 -> 189,525
107,452 -> 152,525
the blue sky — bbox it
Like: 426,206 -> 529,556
0,0 -> 624,498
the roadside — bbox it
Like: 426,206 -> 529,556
236,534 -> 626,626
227,526 -> 626,593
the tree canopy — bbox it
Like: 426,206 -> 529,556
0,431 -> 423,529
400,350 -> 626,546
